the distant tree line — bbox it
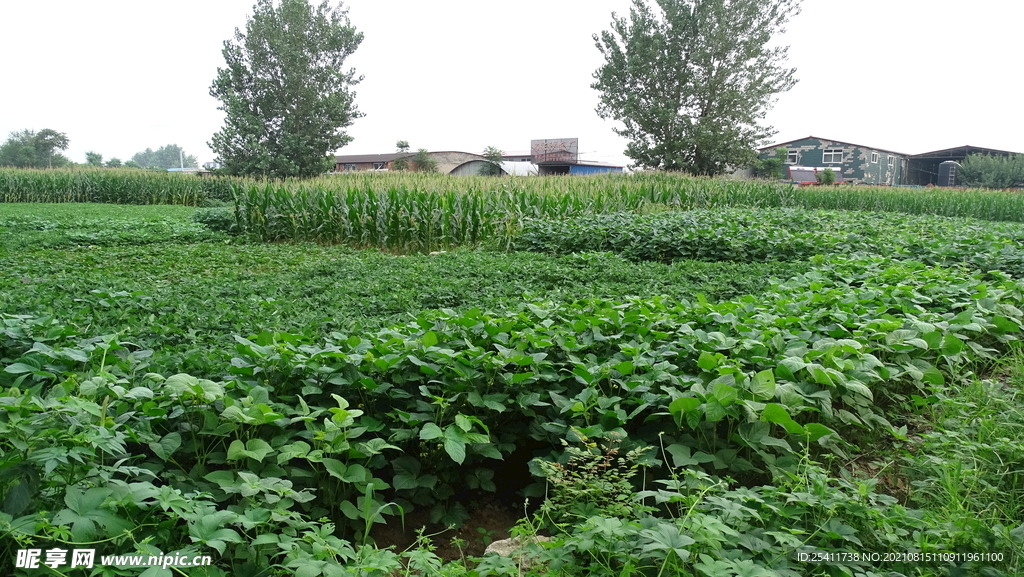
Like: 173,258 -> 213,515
0,129 -> 71,169
0,130 -> 199,171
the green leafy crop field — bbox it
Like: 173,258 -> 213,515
1,180 -> 1022,577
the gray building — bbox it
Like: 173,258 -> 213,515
759,136 -> 908,185
759,136 -> 1022,186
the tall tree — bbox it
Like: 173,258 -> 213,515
34,129 -> 70,169
0,129 -> 71,168
209,0 -> 364,178
85,151 -> 104,167
592,0 -> 801,175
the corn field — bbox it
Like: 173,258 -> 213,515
232,173 -> 795,251
6,169 -> 1023,247
0,168 -> 242,205
233,172 -> 1024,251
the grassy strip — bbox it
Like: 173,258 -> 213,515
898,362 -> 1024,556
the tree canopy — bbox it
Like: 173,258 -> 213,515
412,149 -> 438,173
959,154 -> 1024,189
392,141 -> 411,171
0,129 -> 71,169
209,0 -> 364,178
592,0 -> 801,175
131,145 -> 198,170
478,146 -> 505,176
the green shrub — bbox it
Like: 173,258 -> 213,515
191,206 -> 238,234
816,167 -> 836,185
960,153 -> 1024,189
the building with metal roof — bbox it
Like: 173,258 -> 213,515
759,136 -> 1022,186
907,145 -> 1023,186
758,136 -> 909,185
335,139 -> 623,176
334,151 -> 500,175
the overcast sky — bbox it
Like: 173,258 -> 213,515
2,0 -> 1021,167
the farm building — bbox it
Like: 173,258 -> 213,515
906,145 -> 1023,186
529,138 -> 624,175
334,139 -> 623,176
333,151 -> 500,175
758,136 -> 908,185
759,136 -> 1023,186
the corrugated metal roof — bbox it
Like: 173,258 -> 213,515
335,151 -> 492,163
910,145 -> 1023,158
334,152 -> 413,163
761,135 -> 910,157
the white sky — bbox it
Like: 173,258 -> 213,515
1,0 -> 1021,167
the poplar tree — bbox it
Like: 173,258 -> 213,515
209,0 -> 363,178
592,0 -> 801,175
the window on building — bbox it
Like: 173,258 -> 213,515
871,152 -> 879,164
786,150 -> 798,164
345,163 -> 356,171
822,149 -> 844,164
373,162 -> 385,170
887,156 -> 895,169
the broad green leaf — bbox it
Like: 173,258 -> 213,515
842,380 -> 873,401
3,363 -> 38,375
277,441 -> 312,464
149,433 -> 181,462
204,471 -> 236,489
751,369 -> 776,400
941,333 -> 965,356
226,438 -> 273,462
340,500 -> 361,520
225,440 -> 244,463
341,463 -> 368,483
665,444 -> 714,467
421,331 -> 438,348
444,438 -> 467,464
776,357 -> 805,381
704,400 -> 727,422
668,397 -> 700,415
711,383 -> 737,406
321,458 -> 347,481
804,423 -> 836,443
697,352 -> 719,371
419,422 -> 443,440
761,403 -> 804,435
